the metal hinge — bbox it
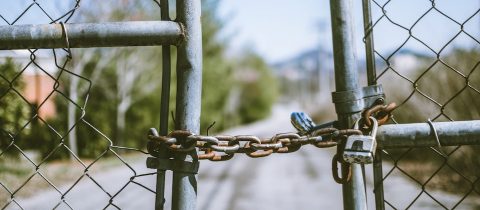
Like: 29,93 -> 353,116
331,84 -> 385,115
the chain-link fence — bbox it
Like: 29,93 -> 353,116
2,0 -> 480,210
0,1 -> 167,209
365,0 -> 480,209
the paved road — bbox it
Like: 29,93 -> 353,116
8,104 -> 480,210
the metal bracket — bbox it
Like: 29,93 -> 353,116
331,84 -> 384,115
146,157 -> 200,174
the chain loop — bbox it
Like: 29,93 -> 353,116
332,154 -> 352,184
363,102 -> 397,126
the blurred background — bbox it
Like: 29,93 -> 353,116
0,0 -> 480,209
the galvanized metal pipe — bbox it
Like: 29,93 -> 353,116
156,1 -> 173,210
329,0 -> 367,209
378,120 -> 480,148
0,21 -> 183,49
331,0 -> 359,93
361,1 -> 383,209
362,0 -> 377,86
372,151 -> 385,210
374,119 -> 480,210
172,0 -> 203,210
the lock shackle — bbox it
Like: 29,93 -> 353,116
352,116 -> 378,137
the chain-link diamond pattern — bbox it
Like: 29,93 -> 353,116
367,0 -> 480,209
0,1 -> 163,209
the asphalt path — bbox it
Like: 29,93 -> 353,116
7,104 -> 480,210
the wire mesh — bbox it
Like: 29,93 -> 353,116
366,0 -> 480,209
0,1 -> 163,209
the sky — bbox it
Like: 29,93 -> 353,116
218,0 -> 480,64
217,0 -> 329,63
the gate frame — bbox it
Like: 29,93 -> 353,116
330,0 -> 368,209
1,0 -> 480,209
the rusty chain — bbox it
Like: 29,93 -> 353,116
147,127 -> 340,161
147,102 -> 396,184
363,102 -> 396,127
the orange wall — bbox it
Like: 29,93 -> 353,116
22,74 -> 56,119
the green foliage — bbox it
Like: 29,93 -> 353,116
124,92 -> 161,149
24,112 -> 66,160
64,49 -> 159,158
75,63 -> 117,158
17,0 -> 278,159
167,0 -> 278,133
0,58 -> 29,153
198,0 -> 235,132
200,55 -> 235,132
236,53 -> 278,124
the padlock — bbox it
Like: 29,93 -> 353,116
290,112 -> 316,135
343,116 -> 378,164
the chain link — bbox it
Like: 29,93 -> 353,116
332,154 -> 352,184
147,128 -> 339,161
363,102 -> 397,127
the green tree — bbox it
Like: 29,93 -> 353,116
198,0 -> 236,132
59,0 -> 165,158
236,52 -> 278,124
0,58 -> 29,154
35,0 -> 278,159
169,0 -> 279,132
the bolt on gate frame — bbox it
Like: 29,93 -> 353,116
1,0 -> 480,210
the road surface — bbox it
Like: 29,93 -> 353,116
6,104 -> 480,210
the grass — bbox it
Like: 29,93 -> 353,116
385,146 -> 480,196
0,152 -> 146,205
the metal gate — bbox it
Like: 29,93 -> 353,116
0,0 -> 479,210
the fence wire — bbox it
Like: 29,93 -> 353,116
0,1 -> 162,209
366,0 -> 480,209
3,0 -> 480,210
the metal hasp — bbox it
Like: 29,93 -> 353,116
377,120 -> 480,148
173,0 -> 203,210
147,157 -> 200,174
329,0 -> 368,209
332,84 -> 384,115
0,21 -> 183,49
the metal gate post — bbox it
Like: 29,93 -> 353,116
361,0 -> 385,209
172,0 -> 203,210
329,0 -> 368,209
155,0 -> 172,209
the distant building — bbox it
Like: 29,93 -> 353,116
0,50 -> 57,119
